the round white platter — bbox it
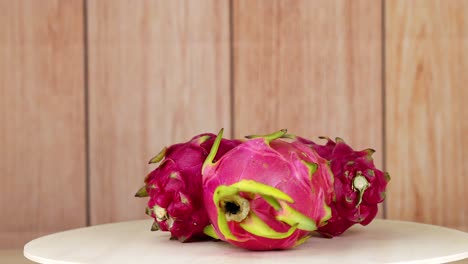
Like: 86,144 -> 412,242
24,219 -> 468,264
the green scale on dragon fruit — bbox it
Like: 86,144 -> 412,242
135,133 -> 241,242
202,129 -> 334,250
288,135 -> 390,237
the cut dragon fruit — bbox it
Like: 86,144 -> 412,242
291,136 -> 390,237
202,129 -> 334,250
135,133 -> 241,242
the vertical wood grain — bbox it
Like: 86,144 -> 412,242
0,0 -> 86,248
87,0 -> 231,224
386,0 -> 468,231
233,1 -> 383,172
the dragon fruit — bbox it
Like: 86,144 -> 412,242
135,133 -> 241,242
291,136 -> 390,237
201,129 -> 335,250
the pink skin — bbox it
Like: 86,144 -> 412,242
145,133 -> 241,241
203,138 -> 334,250
296,136 -> 389,237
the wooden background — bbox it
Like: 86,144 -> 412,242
1,0 -> 467,249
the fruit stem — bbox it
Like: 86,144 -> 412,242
220,195 -> 250,222
352,172 -> 370,208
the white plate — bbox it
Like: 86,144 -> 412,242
24,219 -> 468,264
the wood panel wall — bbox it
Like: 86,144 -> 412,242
386,0 -> 468,231
233,0 -> 384,217
233,0 -> 383,165
87,0 -> 230,225
1,0 -> 467,248
0,0 -> 86,248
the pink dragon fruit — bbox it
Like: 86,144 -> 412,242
291,136 -> 390,237
201,129 -> 334,250
135,133 -> 241,242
